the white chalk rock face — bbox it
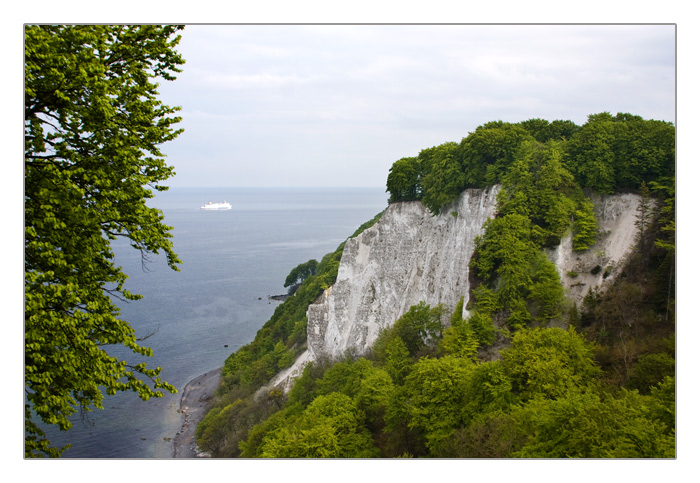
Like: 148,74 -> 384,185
547,192 -> 644,304
306,186 -> 500,360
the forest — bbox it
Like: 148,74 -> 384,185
195,112 -> 675,458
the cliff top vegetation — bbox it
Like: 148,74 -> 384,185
196,112 -> 675,458
387,113 -> 674,214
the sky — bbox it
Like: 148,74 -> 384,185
155,24 -> 676,188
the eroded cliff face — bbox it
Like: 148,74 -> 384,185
307,186 -> 501,360
269,187 -> 500,391
546,192 -> 644,305
268,188 -> 642,392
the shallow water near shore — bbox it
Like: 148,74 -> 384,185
39,186 -> 387,458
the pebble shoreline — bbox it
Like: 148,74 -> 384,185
172,368 -> 222,458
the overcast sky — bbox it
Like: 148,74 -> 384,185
155,24 -> 675,188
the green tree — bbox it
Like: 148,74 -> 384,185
519,118 -> 580,143
371,303 -> 444,362
611,114 -> 675,189
24,25 -> 184,457
499,139 -> 577,245
392,302 -> 445,356
419,142 -> 465,215
382,336 -> 412,384
511,389 -> 675,458
528,252 -> 565,323
466,311 -> 497,347
440,321 -> 480,360
648,376 -> 675,432
400,356 -> 474,455
458,121 -> 533,188
635,181 -> 654,257
472,214 -> 538,285
354,366 -> 394,430
649,177 -> 675,321
649,177 -> 676,253
565,112 -> 674,193
259,392 -> 379,457
441,411 -> 524,458
500,327 -> 601,401
471,284 -> 500,315
572,198 -> 598,251
386,156 -> 422,203
284,259 -> 319,294
472,213 -> 541,325
237,404 -> 298,457
314,358 -> 375,400
626,353 -> 675,394
461,361 -> 514,419
564,113 -> 617,193
438,300 -> 479,359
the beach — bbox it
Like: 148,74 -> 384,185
172,368 -> 222,458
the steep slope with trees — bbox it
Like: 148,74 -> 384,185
197,113 -> 675,458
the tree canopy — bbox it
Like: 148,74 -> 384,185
563,112 -> 675,193
24,25 -> 185,457
284,259 -> 319,294
385,114 -> 675,215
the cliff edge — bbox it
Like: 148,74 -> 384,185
268,187 -> 642,392
269,187 -> 499,391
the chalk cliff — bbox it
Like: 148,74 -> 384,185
546,192 -> 644,305
307,186 -> 500,359
269,187 -> 499,391
268,188 -> 642,392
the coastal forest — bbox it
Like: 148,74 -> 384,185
195,113 -> 676,458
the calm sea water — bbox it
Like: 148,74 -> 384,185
40,187 -> 388,458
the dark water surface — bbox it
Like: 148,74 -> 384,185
41,187 -> 387,458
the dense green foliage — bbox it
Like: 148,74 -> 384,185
198,112 -> 674,458
374,302 -> 444,359
284,259 -> 319,294
24,25 -> 185,457
386,114 -> 675,215
234,322 -> 673,458
211,226 -> 676,459
386,156 -> 422,203
255,392 -> 380,458
564,112 -> 675,194
519,118 -> 581,143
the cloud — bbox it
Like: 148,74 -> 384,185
202,72 -> 326,89
157,24 -> 675,188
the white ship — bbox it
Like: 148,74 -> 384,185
200,201 -> 232,210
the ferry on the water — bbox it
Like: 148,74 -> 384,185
200,201 -> 232,210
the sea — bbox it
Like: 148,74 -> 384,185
38,186 -> 388,458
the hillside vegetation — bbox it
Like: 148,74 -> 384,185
196,112 -> 675,458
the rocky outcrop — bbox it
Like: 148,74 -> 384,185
267,188 -> 643,393
547,192 -> 644,305
307,186 -> 500,360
